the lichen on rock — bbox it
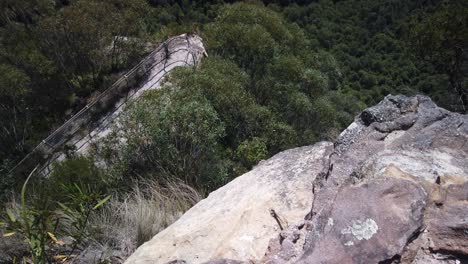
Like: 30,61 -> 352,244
125,95 -> 468,264
341,218 -> 379,241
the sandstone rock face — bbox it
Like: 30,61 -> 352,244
126,95 -> 468,264
267,95 -> 468,264
125,142 -> 333,264
295,175 -> 427,264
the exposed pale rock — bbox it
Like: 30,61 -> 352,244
267,95 -> 468,264
127,95 -> 468,264
125,142 -> 333,264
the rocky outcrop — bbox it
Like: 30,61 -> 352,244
125,142 -> 333,263
266,95 -> 468,264
126,95 -> 468,264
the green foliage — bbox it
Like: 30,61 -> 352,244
167,58 -> 282,147
95,87 -> 227,189
0,64 -> 30,99
92,0 -> 364,192
202,2 -> 362,148
38,0 -> 148,93
91,4 -> 363,193
204,2 -> 307,75
235,137 -> 268,168
2,160 -> 111,262
1,168 -> 52,264
0,0 -> 150,192
49,155 -> 108,194
58,186 -> 111,253
279,0 -> 464,109
48,156 -> 111,250
2,157 -> 110,259
407,0 -> 468,112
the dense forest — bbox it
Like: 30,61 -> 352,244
0,0 -> 466,262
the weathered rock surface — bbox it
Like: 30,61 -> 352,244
294,175 -> 427,264
268,95 -> 468,264
126,95 -> 468,264
125,142 -> 333,264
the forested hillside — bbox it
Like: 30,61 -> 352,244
0,0 -> 466,262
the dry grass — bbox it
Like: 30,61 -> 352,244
1,178 -> 201,263
86,178 -> 202,260
0,197 -> 29,263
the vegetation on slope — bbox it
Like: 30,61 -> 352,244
0,0 -> 466,262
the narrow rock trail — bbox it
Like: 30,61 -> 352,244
70,34 -> 206,155
10,34 -> 206,176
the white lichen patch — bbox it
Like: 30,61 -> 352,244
341,218 -> 379,241
344,241 -> 354,247
327,218 -> 334,226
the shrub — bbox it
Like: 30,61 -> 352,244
95,87 -> 227,190
1,163 -> 111,263
49,155 -> 108,193
1,169 -> 54,264
236,137 -> 268,168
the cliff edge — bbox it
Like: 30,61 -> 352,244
126,95 -> 468,264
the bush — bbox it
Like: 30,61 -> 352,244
204,2 -> 307,75
95,87 -> 227,190
1,169 -> 58,264
1,163 -> 111,263
49,155 -> 108,194
236,137 -> 268,168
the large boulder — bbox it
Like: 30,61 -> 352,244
126,95 -> 468,264
125,142 -> 333,264
267,95 -> 468,264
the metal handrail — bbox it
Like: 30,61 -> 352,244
44,46 -> 193,148
8,34 -> 202,177
44,36 -> 186,144
73,57 -> 194,151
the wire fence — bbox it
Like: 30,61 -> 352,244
8,34 -> 205,178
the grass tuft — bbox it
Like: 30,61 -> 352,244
87,178 -> 201,259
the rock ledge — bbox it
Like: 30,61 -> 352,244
126,95 -> 468,264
